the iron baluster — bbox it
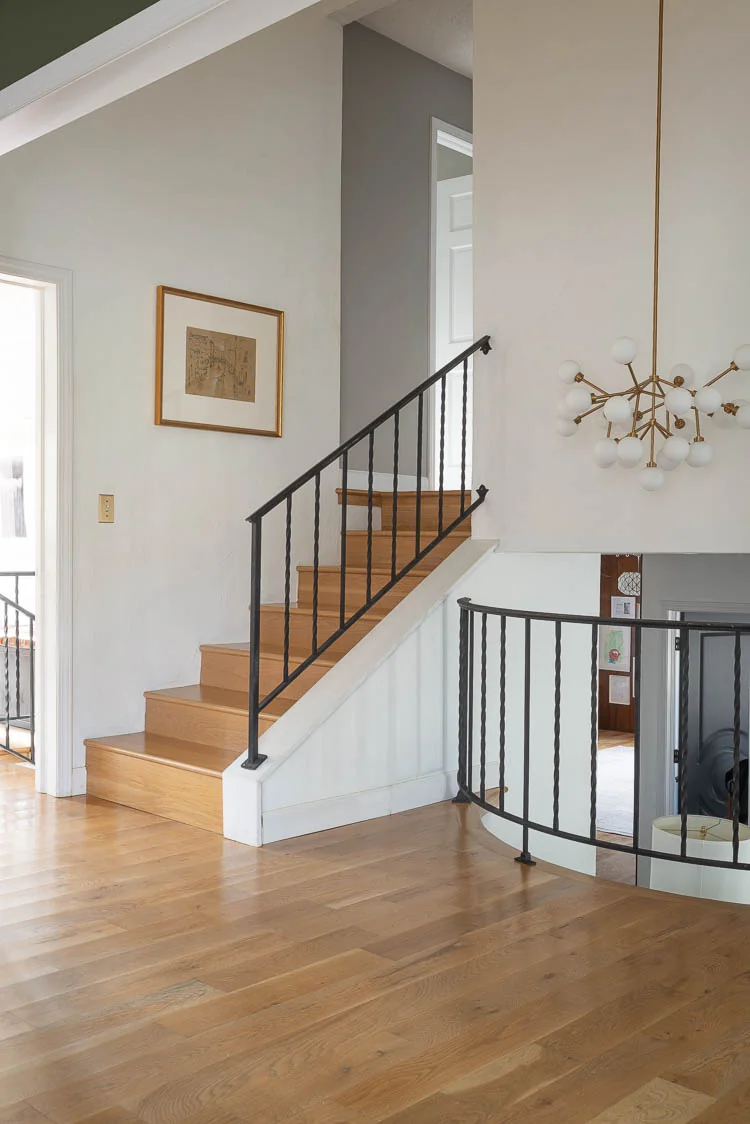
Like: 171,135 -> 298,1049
499,614 -> 507,812
516,617 -> 535,865
632,625 -> 642,865
479,612 -> 487,803
438,373 -> 446,534
340,450 -> 348,631
28,616 -> 35,764
590,621 -> 598,841
733,631 -> 742,864
312,473 -> 321,654
283,493 -> 292,682
14,575 -> 19,719
460,358 -> 468,514
3,603 -> 9,752
391,410 -> 399,582
553,620 -> 561,833
678,625 -> 689,857
242,518 -> 267,770
467,611 -> 475,799
415,393 -> 423,559
366,432 -> 374,603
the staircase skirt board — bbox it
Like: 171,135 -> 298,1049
85,489 -> 475,836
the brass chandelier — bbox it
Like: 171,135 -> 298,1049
555,0 -> 750,491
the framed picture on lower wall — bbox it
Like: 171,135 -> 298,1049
155,286 -> 284,436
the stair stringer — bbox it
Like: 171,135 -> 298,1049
222,538 -> 497,846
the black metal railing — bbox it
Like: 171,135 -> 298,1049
242,337 -> 492,769
0,572 -> 35,764
455,598 -> 750,878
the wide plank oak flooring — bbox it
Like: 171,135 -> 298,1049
0,759 -> 749,1122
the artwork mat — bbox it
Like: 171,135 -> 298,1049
155,286 -> 284,436
608,674 -> 631,706
611,595 -> 637,620
598,623 -> 631,672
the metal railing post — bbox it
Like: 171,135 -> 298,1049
242,517 -> 267,771
453,599 -> 471,804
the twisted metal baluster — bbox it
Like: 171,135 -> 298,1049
499,615 -> 507,812
283,493 -> 292,681
312,473 -> 321,654
733,631 -> 742,864
479,613 -> 487,802
678,626 -> 689,858
590,622 -> 598,841
460,358 -> 468,514
553,620 -> 562,833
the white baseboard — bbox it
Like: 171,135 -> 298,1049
261,770 -> 452,844
71,765 -> 87,796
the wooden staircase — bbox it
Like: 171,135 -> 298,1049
85,490 -> 473,833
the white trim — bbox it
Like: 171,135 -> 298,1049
428,117 -> 473,489
261,771 -> 452,845
0,256 -> 74,797
0,0 -> 320,157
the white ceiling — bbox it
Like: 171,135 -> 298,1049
360,0 -> 473,79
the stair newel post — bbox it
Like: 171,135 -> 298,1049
242,514 -> 267,771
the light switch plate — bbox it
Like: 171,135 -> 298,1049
98,494 -> 114,523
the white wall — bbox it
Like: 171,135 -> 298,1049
0,9 -> 343,785
473,0 -> 750,553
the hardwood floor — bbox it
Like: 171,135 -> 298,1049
1,759 -> 750,1123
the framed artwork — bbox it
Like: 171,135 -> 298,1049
611,595 -> 637,620
598,624 -> 631,672
155,286 -> 284,436
608,675 -> 631,706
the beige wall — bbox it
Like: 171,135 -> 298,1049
473,0 -> 750,552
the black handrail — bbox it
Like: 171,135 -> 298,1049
242,337 -> 492,769
0,572 -> 35,765
455,597 -> 750,878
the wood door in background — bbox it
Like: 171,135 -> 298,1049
599,554 -> 641,735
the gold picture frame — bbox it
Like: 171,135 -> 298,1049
155,285 -> 284,437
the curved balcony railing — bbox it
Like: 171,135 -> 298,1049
454,597 -> 750,880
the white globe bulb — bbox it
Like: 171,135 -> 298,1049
664,388 -> 693,417
557,398 -> 580,421
686,440 -> 713,468
639,466 -> 665,492
670,363 -> 694,388
737,404 -> 750,429
695,386 -> 722,415
611,337 -> 638,365
558,360 -> 582,384
734,345 -> 750,371
661,436 -> 690,465
593,438 -> 618,468
603,396 -> 633,424
657,450 -> 680,472
565,386 -> 593,416
617,436 -> 645,468
556,417 -> 578,437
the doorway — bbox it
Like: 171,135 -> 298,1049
430,119 -> 473,490
0,281 -> 37,764
0,256 -> 73,796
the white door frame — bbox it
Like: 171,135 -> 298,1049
428,117 -> 473,490
0,256 -> 74,796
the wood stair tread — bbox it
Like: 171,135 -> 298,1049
83,732 -> 239,776
261,602 -> 390,621
143,683 -> 295,719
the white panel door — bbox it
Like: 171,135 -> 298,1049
434,174 -> 473,491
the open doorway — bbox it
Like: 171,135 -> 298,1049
0,282 -> 37,765
0,256 -> 73,796
430,119 -> 473,490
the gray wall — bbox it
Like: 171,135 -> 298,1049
341,23 -> 472,472
638,554 -> 750,881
